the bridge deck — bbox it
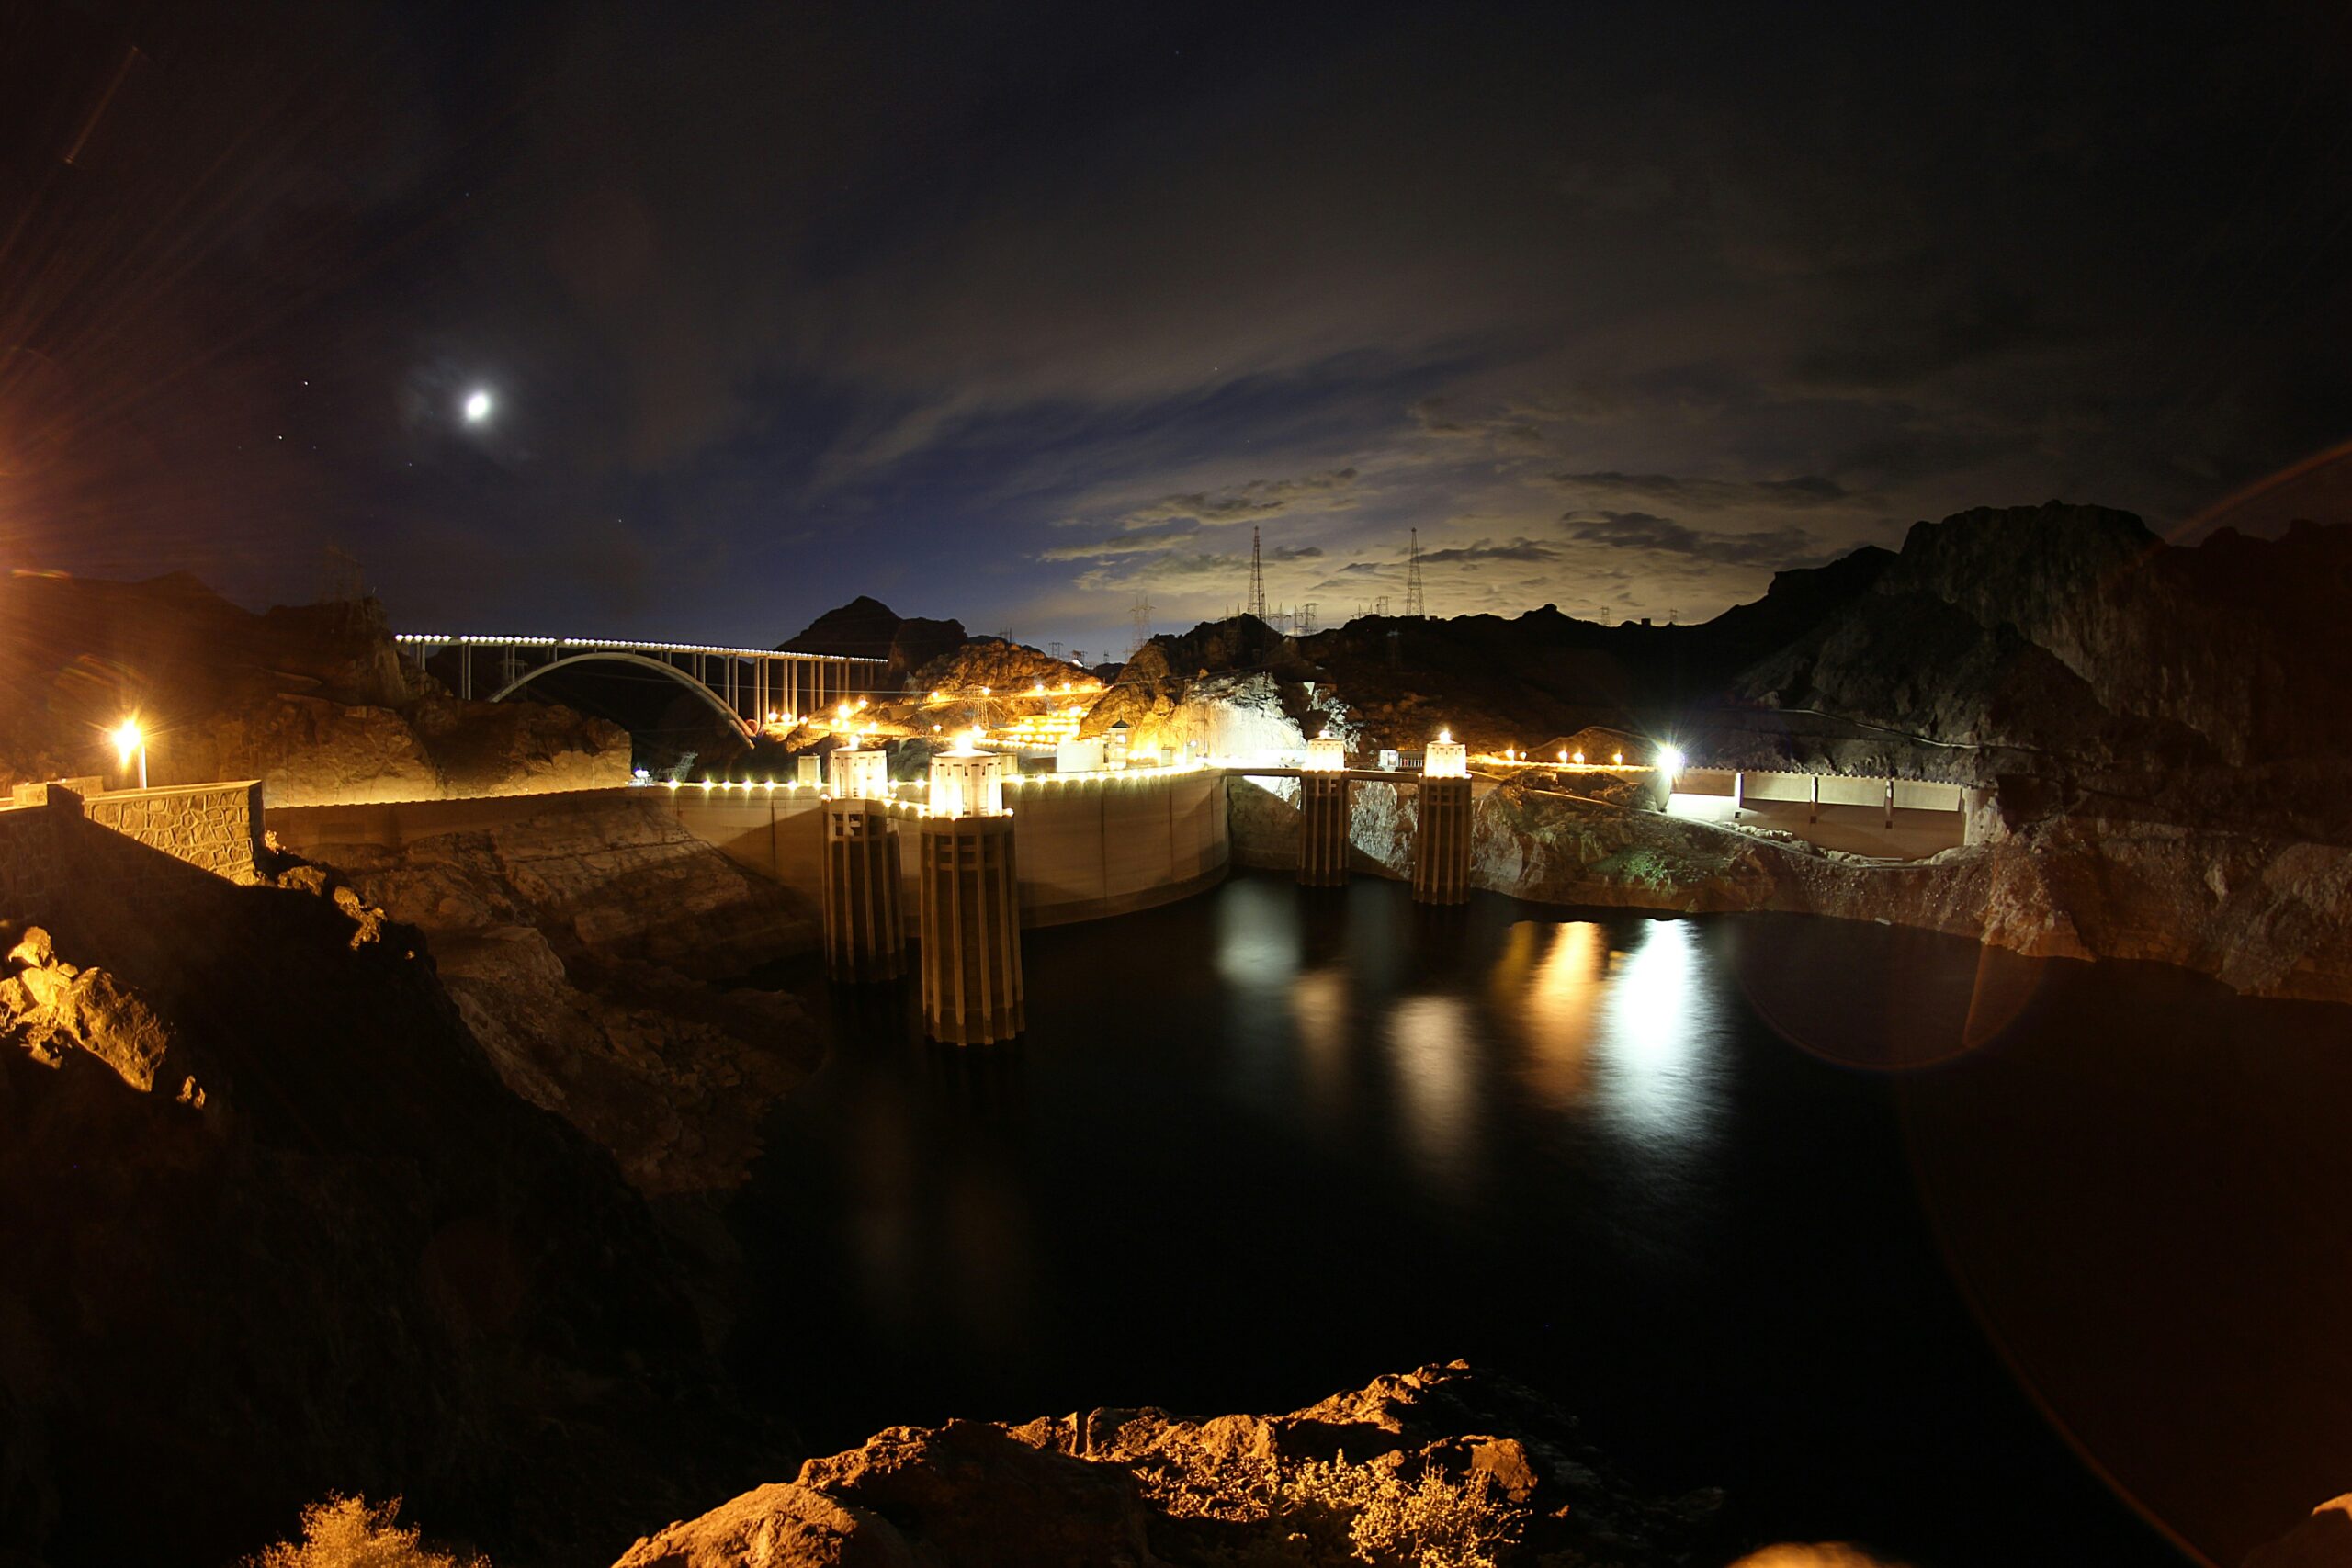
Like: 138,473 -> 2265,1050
391,633 -> 884,663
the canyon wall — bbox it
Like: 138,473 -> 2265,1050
1229,779 -> 2352,1004
271,790 -> 823,1194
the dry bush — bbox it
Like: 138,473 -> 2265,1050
1131,1441 -> 1525,1568
246,1495 -> 487,1568
1282,1456 -> 1522,1568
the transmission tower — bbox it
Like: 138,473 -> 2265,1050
1129,592 -> 1153,657
1403,528 -> 1426,618
1246,526 -> 1269,621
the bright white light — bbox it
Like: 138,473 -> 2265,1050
1595,921 -> 1720,1152
463,389 -> 492,423
1657,744 -> 1686,775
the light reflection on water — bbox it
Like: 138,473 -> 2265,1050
741,874 -> 2324,1568
1593,920 -> 1723,1156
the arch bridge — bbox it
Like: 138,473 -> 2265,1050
393,633 -> 886,741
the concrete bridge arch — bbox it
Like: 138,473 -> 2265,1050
490,650 -> 753,739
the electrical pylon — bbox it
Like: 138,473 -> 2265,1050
1247,526 -> 1269,621
1403,528 -> 1426,618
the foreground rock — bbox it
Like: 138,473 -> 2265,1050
616,1361 -> 1722,1567
284,792 -> 823,1194
0,863 -> 781,1568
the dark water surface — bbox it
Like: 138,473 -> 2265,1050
736,872 -> 2352,1567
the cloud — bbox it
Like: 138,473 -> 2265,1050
1563,509 -> 1819,566
1038,518 -> 1202,560
1419,537 -> 1562,564
1271,545 -> 1324,560
1551,471 -> 1856,512
1119,467 -> 1361,528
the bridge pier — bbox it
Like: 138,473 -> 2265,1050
1412,776 -> 1474,905
917,814 -> 1023,1044
1297,773 -> 1351,886
821,800 -> 905,981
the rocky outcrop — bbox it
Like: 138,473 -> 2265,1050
782,595 -> 910,663
0,571 -> 631,806
614,1361 -> 1722,1568
287,793 -> 822,1193
1735,503 -> 2352,782
1114,671 -> 1317,762
907,636 -> 1091,699
1091,549 -> 1893,762
0,857 -> 782,1568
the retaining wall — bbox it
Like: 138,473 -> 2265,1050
0,781 -> 266,939
83,781 -> 265,885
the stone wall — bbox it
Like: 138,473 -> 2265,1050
83,781 -> 264,886
0,791 -> 81,919
0,782 -> 264,940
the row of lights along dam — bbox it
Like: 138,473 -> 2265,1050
735,728 -> 1682,1047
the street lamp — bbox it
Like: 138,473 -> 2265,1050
111,717 -> 147,788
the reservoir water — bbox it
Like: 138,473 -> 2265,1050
738,871 -> 2352,1567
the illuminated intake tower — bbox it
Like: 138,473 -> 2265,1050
821,744 -> 904,981
1414,731 -> 1472,905
918,738 -> 1024,1044
1297,733 -> 1351,886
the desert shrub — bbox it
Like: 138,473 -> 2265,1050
246,1495 -> 487,1568
1131,1442 -> 1525,1568
1281,1456 -> 1521,1568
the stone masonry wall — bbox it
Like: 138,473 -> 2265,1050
0,793 -> 81,919
83,782 -> 265,886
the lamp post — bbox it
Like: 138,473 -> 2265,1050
111,718 -> 147,789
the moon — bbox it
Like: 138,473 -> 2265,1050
463,389 -> 492,423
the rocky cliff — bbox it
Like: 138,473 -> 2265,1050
0,572 -> 630,806
0,838 -> 783,1568
1229,777 -> 2352,1004
284,793 -> 823,1195
613,1361 -> 1723,1568
1732,504 -> 2352,789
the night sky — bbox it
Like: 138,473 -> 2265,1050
6,1 -> 2351,654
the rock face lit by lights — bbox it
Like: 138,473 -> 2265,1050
1425,734 -> 1468,779
1305,734 -> 1347,773
828,745 -> 890,801
927,739 -> 1007,819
